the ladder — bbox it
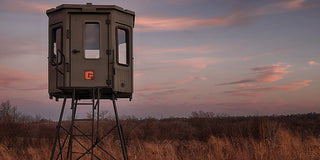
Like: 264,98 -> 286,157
50,88 -> 128,160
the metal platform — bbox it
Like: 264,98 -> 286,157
50,87 -> 132,100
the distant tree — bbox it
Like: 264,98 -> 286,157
86,111 -> 94,119
0,101 -> 22,141
99,110 -> 110,120
86,110 -> 113,120
0,100 -> 21,123
120,114 -> 138,120
190,111 -> 216,118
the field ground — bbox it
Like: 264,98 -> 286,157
1,102 -> 320,159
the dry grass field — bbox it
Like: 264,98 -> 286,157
1,101 -> 320,159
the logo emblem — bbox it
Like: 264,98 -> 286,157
84,70 -> 95,80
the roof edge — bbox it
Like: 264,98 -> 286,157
46,3 -> 135,15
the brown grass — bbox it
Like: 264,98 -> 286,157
1,102 -> 320,159
0,128 -> 319,160
127,128 -> 320,160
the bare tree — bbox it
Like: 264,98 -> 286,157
0,101 -> 21,123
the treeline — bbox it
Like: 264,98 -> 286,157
119,111 -> 320,143
1,101 -> 320,144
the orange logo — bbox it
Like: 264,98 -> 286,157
84,70 -> 95,80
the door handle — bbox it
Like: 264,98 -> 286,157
72,49 -> 80,54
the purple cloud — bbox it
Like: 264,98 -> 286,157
217,63 -> 291,86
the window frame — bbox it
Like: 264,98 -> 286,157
51,26 -> 63,66
116,26 -> 130,66
84,21 -> 101,59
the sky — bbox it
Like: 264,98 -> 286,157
0,0 -> 319,120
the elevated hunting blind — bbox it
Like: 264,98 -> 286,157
47,4 -> 134,159
47,3 -> 134,100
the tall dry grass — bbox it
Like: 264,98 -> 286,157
0,128 -> 319,160
1,102 -> 320,159
126,128 -> 320,160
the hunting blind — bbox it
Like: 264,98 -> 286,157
47,3 -> 134,100
47,4 -> 134,160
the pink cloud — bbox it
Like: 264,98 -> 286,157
135,16 -> 192,32
308,61 -> 320,65
283,0 -> 318,9
135,10 -> 252,31
242,48 -> 288,61
273,80 -> 312,91
0,65 -> 46,90
0,0 -> 52,13
135,85 -> 175,92
147,88 -> 196,97
218,63 -> 291,85
0,35 -> 45,57
236,84 -> 254,88
225,80 -> 312,97
135,66 -> 169,73
136,0 -> 318,32
220,62 -> 312,98
135,75 -> 206,97
255,0 -> 319,16
161,57 -> 220,71
164,76 -> 207,85
225,90 -> 262,97
134,72 -> 144,78
135,44 -> 221,55
253,63 -> 291,83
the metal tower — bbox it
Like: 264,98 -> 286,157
50,88 -> 128,160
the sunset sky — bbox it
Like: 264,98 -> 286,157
0,0 -> 319,120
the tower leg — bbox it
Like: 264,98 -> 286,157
67,88 -> 77,160
50,96 -> 67,160
91,88 -> 95,160
112,93 -> 128,160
